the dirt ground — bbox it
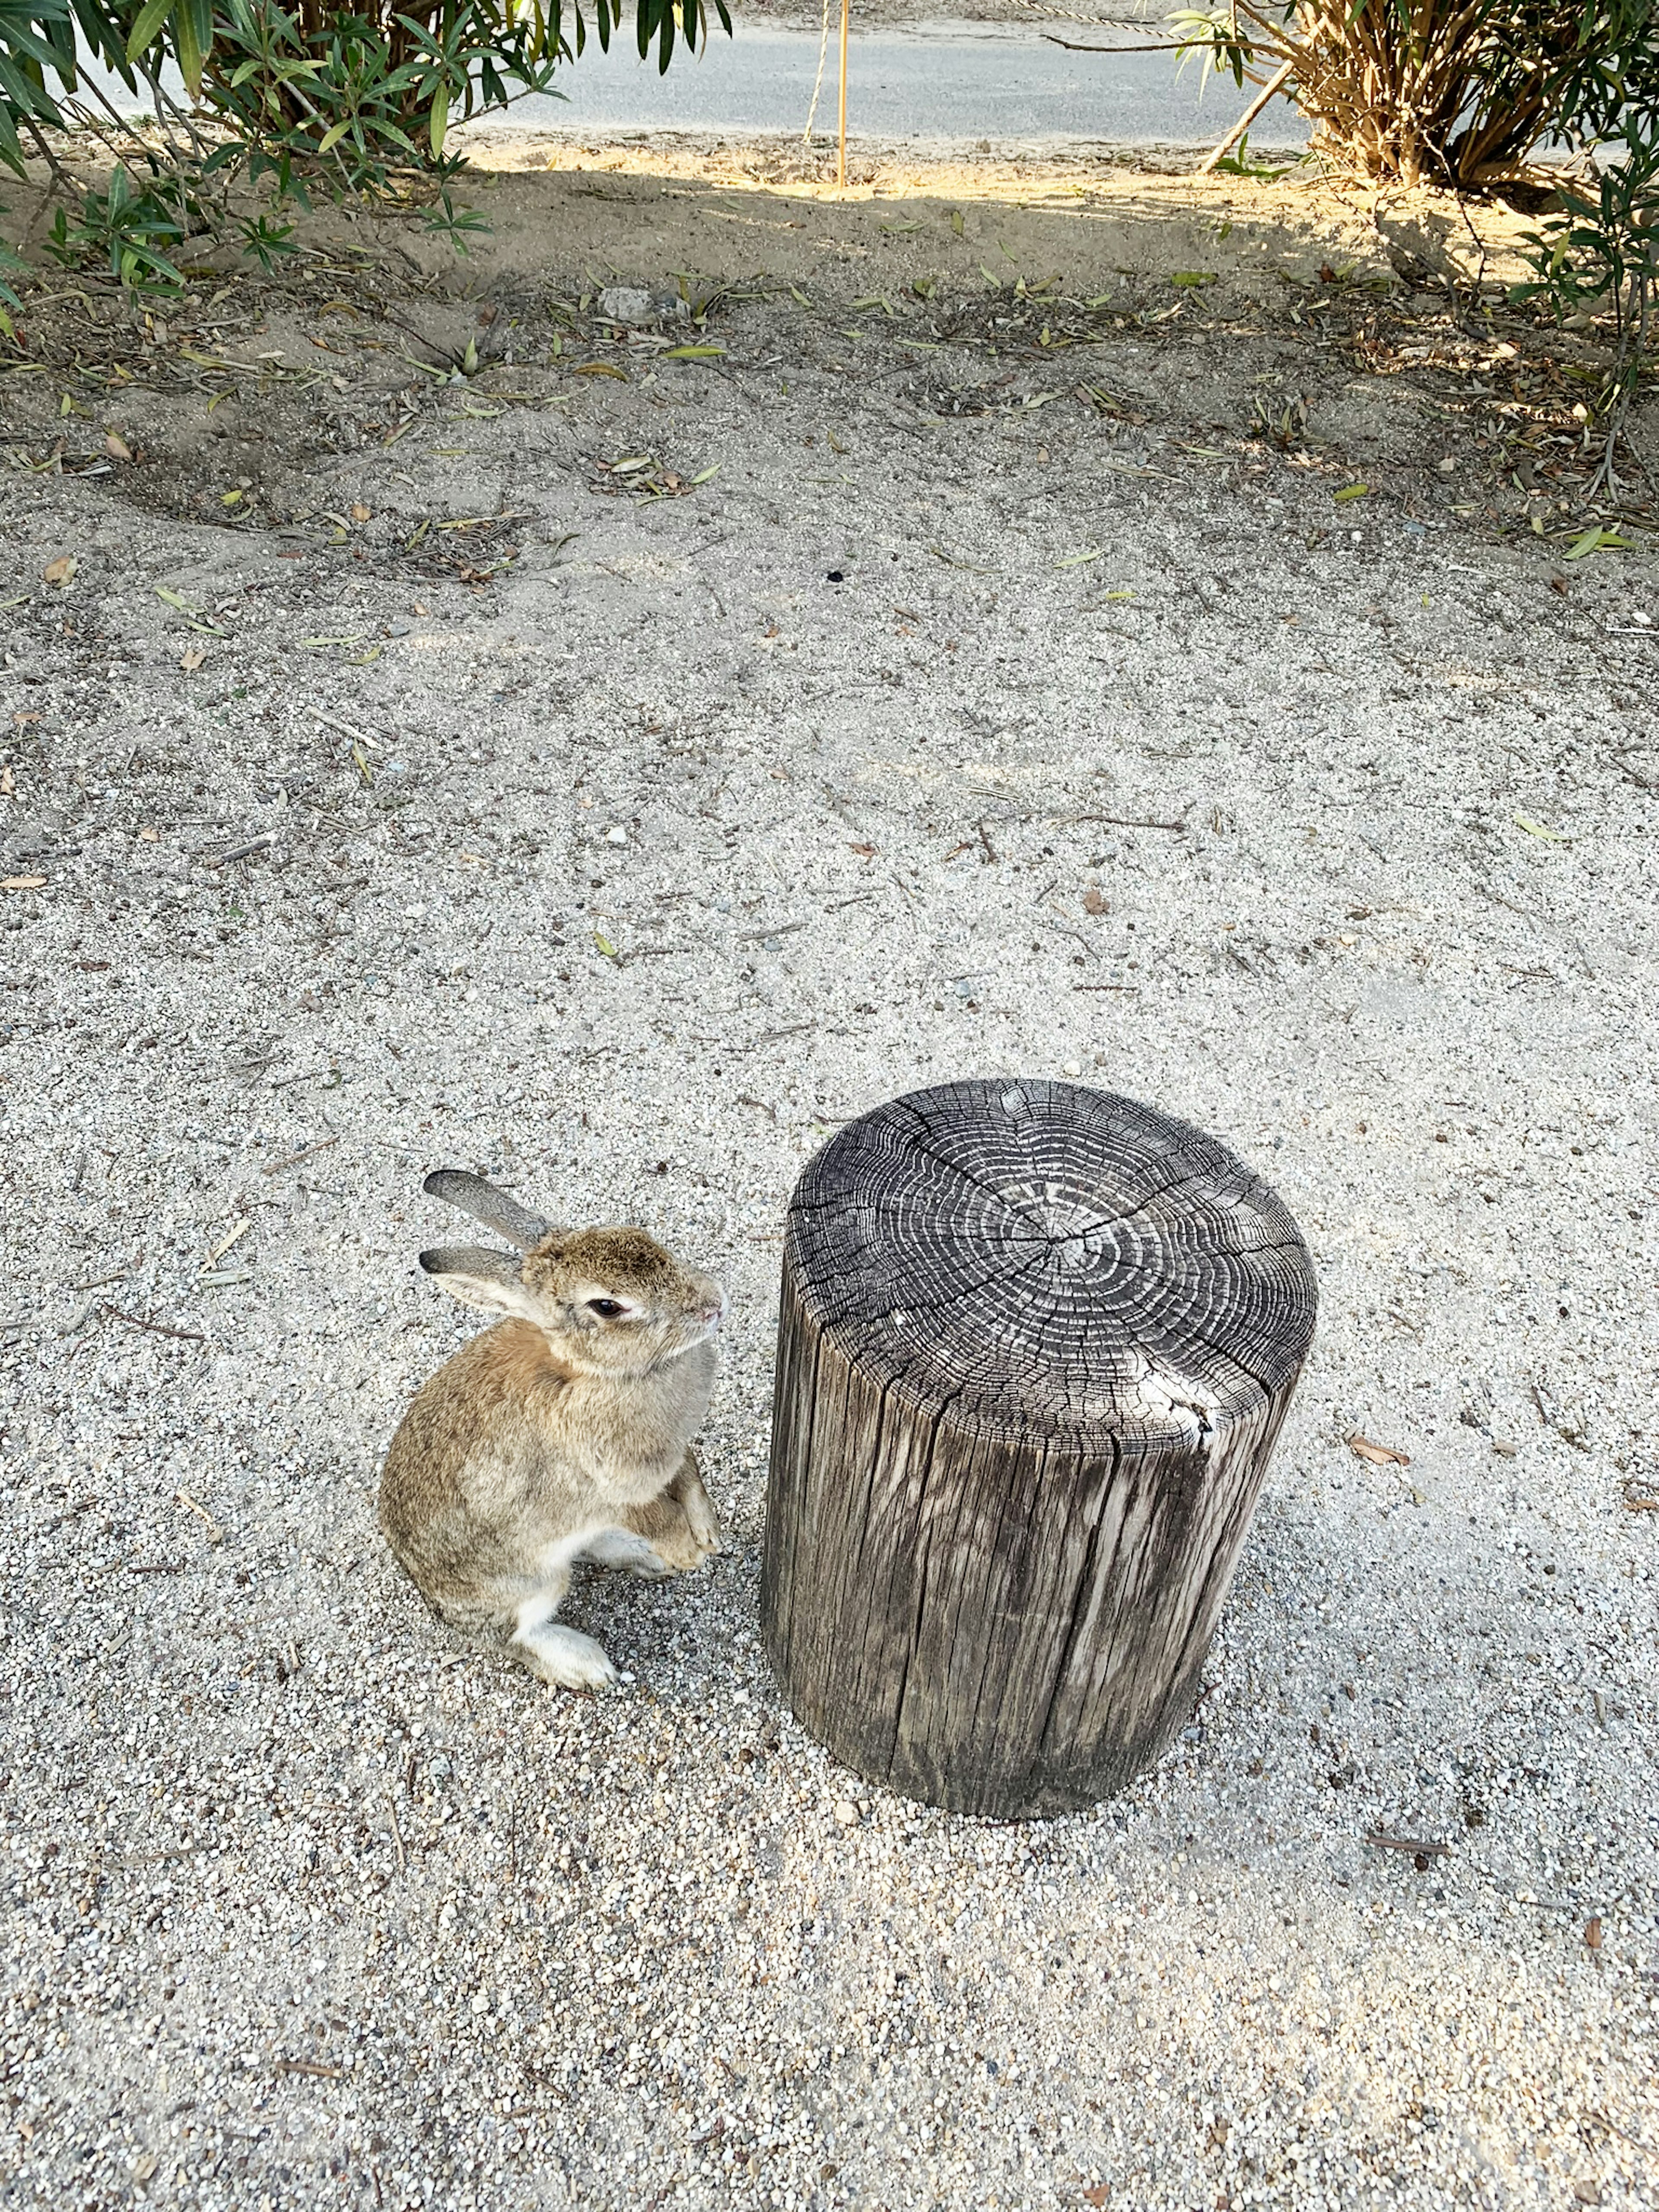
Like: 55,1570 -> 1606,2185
2,142 -> 1657,2212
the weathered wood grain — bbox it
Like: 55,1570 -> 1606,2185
760,1078 -> 1316,1817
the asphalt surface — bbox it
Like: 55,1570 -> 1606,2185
85,22 -> 1308,151
513,24 -> 1306,148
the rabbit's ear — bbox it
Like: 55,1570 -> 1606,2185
423,1169 -> 552,1252
419,1246 -> 539,1318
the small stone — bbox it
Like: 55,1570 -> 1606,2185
596,286 -> 689,327
833,1799 -> 859,1827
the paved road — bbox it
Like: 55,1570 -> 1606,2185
505,23 -> 1306,147
84,21 -> 1306,151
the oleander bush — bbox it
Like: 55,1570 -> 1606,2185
1175,0 -> 1658,188
0,0 -> 728,297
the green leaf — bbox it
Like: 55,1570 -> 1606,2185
429,79 -> 450,159
125,0 -> 174,64
1170,270 -> 1217,287
593,930 -> 618,959
1333,482 -> 1370,502
1564,526 -> 1633,559
173,0 -> 213,98
1513,815 -> 1570,841
662,344 -> 724,359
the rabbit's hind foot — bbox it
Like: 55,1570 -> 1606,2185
518,1621 -> 619,1693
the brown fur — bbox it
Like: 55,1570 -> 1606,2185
379,1321 -> 573,1598
377,1175 -> 725,1689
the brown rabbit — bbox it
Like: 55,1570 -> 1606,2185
379,1170 -> 725,1690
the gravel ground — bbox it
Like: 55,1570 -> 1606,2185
2,153 -> 1657,2212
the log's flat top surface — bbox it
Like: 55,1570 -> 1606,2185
787,1079 -> 1316,1446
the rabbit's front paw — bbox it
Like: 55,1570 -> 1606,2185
617,1486 -> 719,1574
682,1486 -> 723,1556
521,1624 -> 619,1693
642,1522 -> 709,1574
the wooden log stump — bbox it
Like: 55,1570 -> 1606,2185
761,1078 -> 1316,1818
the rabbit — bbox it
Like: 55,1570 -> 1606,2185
379,1168 -> 726,1691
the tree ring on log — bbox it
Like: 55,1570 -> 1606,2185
787,1077 -> 1315,1449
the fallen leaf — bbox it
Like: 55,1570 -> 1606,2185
848,842 -> 877,858
1564,526 -> 1632,560
179,647 -> 207,672
1583,1916 -> 1602,1951
1055,546 -> 1103,569
593,931 -> 619,959
1334,482 -> 1370,503
1513,815 -> 1570,841
572,361 -> 628,379
1170,271 -> 1216,287
1082,886 -> 1108,915
0,766 -> 12,794
1347,1433 -> 1411,1467
220,488 -> 244,505
43,555 -> 77,588
105,429 -> 133,461
662,345 -> 725,360
3,874 -> 47,890
1083,2190 -> 1111,2207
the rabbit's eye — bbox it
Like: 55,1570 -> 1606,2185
587,1297 -> 625,1318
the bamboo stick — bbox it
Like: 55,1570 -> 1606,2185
837,0 -> 849,191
